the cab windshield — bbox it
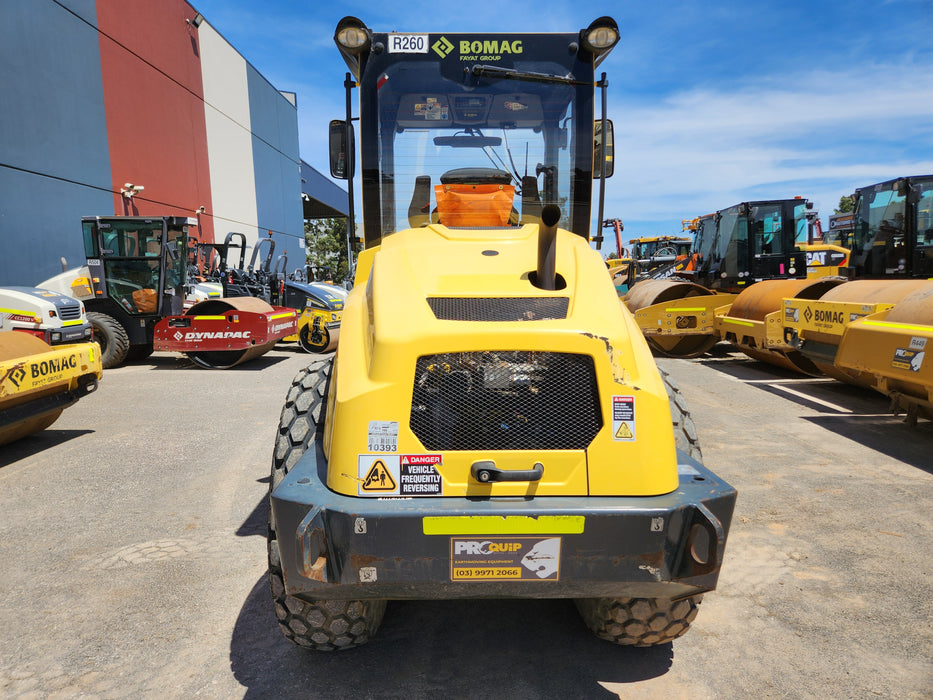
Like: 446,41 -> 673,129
357,35 -> 596,245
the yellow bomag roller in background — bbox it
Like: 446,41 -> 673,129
0,333 -> 101,446
267,16 -> 736,651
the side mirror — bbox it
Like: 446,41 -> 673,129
329,120 -> 355,179
593,119 -> 614,179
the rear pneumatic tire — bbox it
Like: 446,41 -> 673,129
659,366 -> 702,462
86,311 -> 130,369
298,322 -> 330,354
574,596 -> 702,646
268,358 -> 387,650
573,367 -> 704,646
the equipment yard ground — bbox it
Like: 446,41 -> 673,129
0,344 -> 930,698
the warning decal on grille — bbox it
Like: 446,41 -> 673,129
611,395 -> 636,441
358,455 -> 443,496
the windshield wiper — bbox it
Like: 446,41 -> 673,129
470,64 -> 587,86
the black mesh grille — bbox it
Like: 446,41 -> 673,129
427,297 -> 569,322
58,303 -> 83,321
410,351 -> 602,451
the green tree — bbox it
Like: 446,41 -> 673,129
835,195 -> 854,214
304,217 -> 355,283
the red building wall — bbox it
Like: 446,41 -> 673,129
96,0 -> 215,241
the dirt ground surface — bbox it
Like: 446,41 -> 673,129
1,343 -> 931,699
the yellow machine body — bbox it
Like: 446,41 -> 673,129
0,334 -> 102,445
321,224 -> 681,498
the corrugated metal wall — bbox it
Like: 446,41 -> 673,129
0,0 -> 304,286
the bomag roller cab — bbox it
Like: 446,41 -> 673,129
268,16 -> 736,650
624,197 -> 844,358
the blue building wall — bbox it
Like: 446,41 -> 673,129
0,0 -> 114,285
247,66 -> 304,273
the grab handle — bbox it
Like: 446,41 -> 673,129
471,460 -> 544,483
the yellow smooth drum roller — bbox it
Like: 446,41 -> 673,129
833,282 -> 933,421
624,279 -> 733,358
722,278 -> 844,375
803,279 -> 932,383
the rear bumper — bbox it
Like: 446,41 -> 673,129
271,444 -> 736,601
0,373 -> 99,430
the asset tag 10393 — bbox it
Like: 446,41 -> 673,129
367,421 -> 398,452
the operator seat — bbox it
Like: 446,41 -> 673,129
433,167 -> 518,227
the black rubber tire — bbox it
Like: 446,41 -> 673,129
574,596 -> 702,646
659,366 -> 702,462
87,311 -> 130,369
298,322 -> 330,354
268,358 -> 387,650
573,366 -> 704,647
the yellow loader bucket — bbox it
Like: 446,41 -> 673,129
719,278 -> 845,374
624,279 -> 735,357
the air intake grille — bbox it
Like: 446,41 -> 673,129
58,303 -> 83,321
410,351 -> 602,451
427,297 -> 569,322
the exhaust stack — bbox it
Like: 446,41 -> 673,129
535,204 -> 562,291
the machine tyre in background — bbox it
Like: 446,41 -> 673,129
267,358 -> 387,650
86,311 -> 129,369
298,323 -> 330,354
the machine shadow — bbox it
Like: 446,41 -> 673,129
0,429 -> 94,468
140,353 -> 292,371
230,574 -> 673,699
689,349 -> 933,474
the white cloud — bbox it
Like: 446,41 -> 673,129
606,62 -> 933,232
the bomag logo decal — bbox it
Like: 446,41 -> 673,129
432,36 -> 454,58
1,364 -> 27,390
458,39 -> 523,62
30,354 -> 78,378
814,309 -> 845,325
433,36 -> 524,61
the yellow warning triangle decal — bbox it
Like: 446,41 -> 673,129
615,422 -> 633,439
362,460 -> 397,491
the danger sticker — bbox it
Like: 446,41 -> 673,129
612,395 -> 636,441
450,537 -> 560,581
892,348 -> 925,373
358,454 -> 443,496
367,421 -> 398,452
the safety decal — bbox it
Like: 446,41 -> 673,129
450,536 -> 560,581
367,421 -> 398,452
892,348 -> 925,373
360,458 -> 398,493
358,454 -> 443,496
611,395 -> 636,441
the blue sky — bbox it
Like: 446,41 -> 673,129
191,0 -> 933,254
